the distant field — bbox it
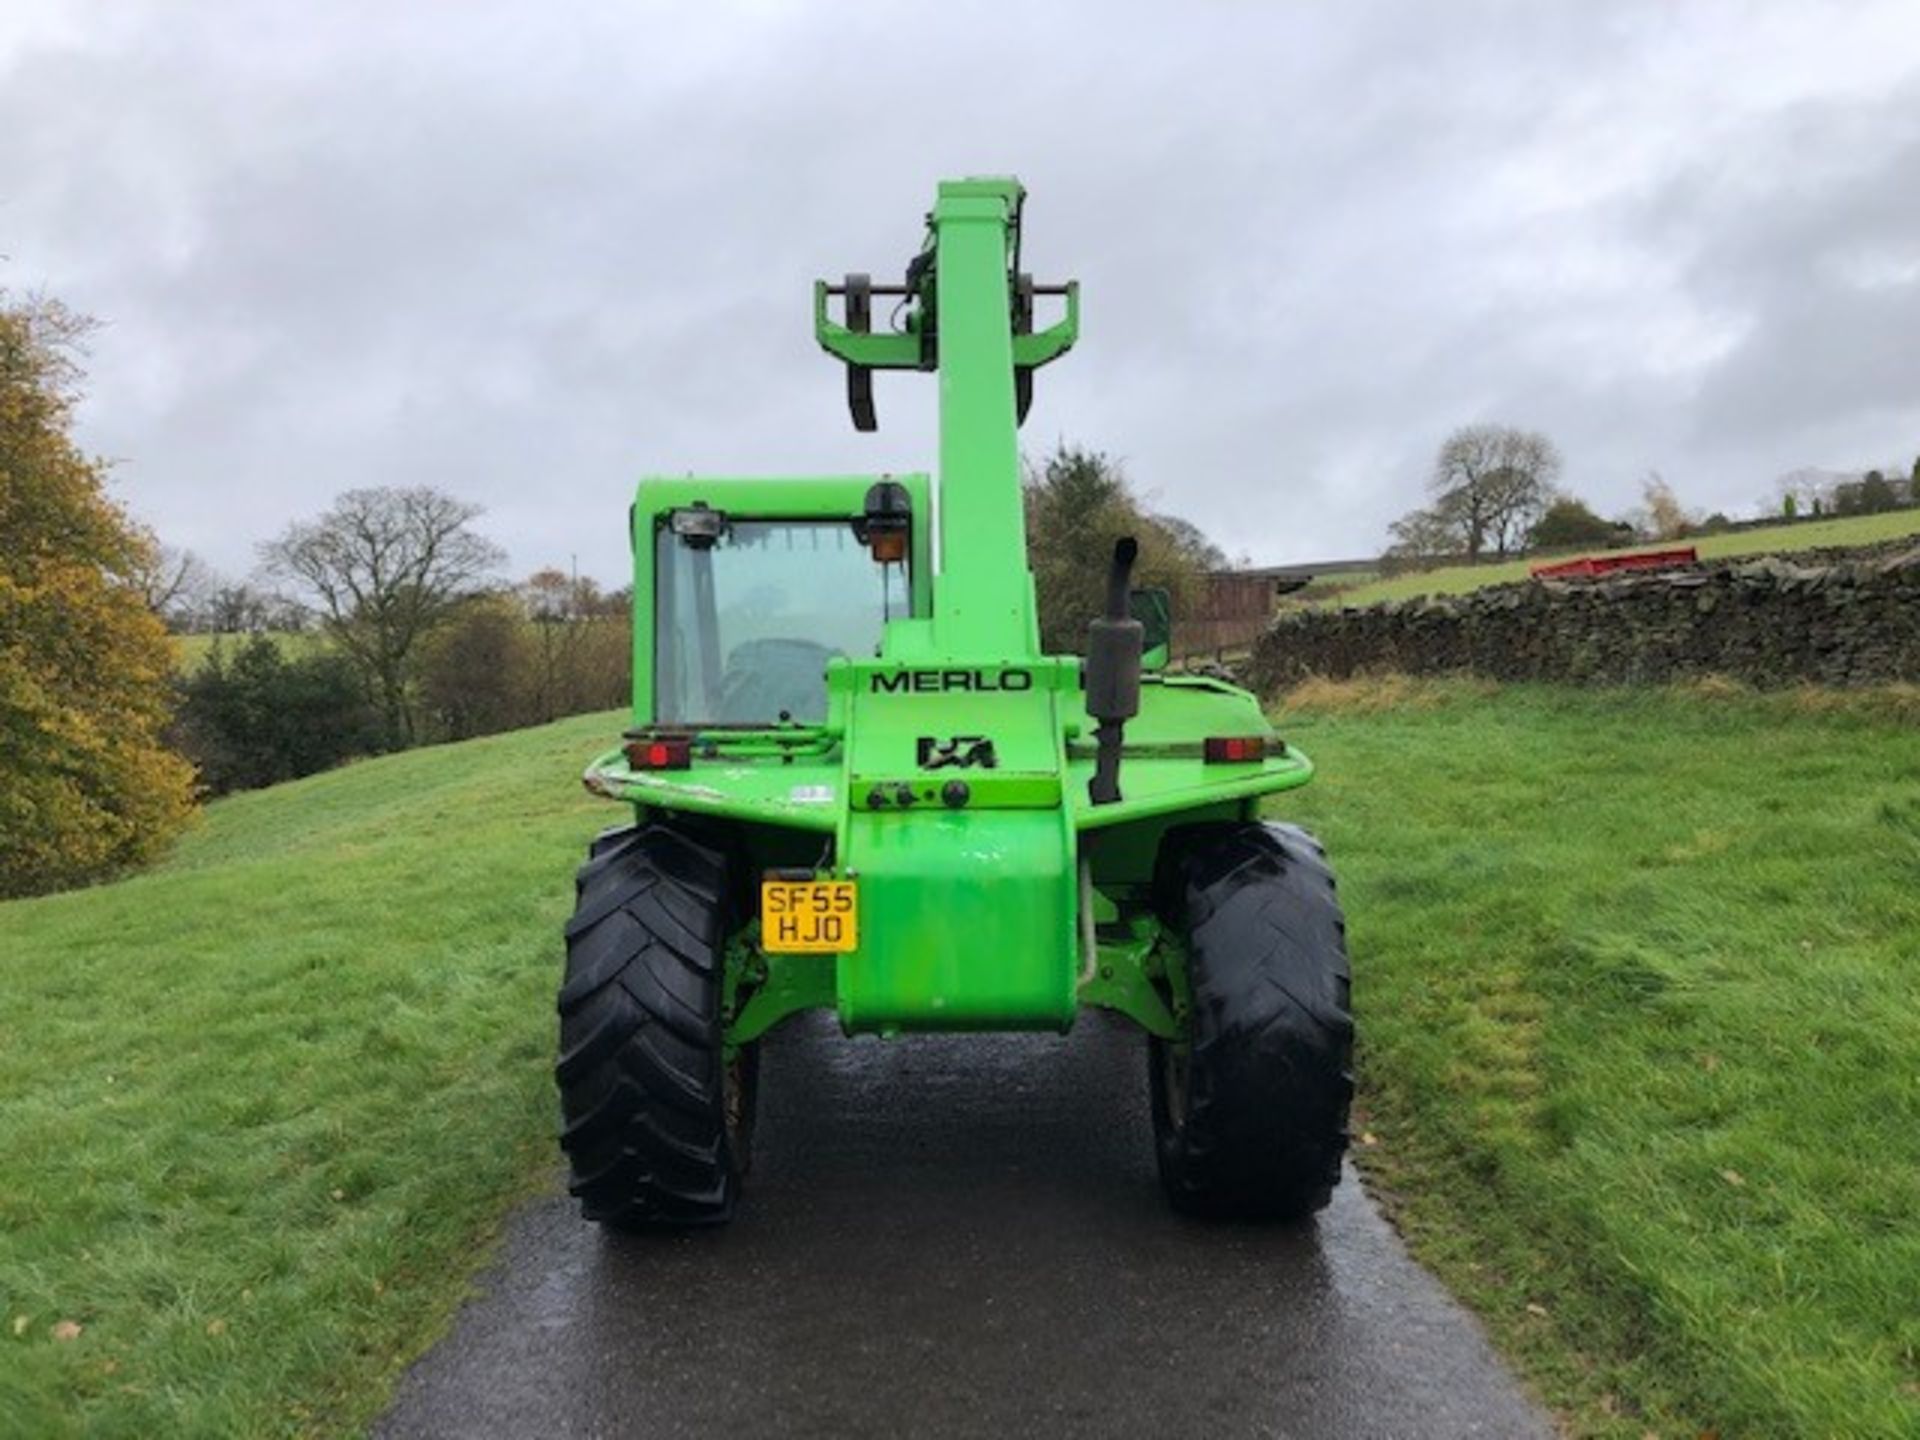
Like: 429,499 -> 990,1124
171,630 -> 324,670
1283,569 -> 1379,605
1279,678 -> 1920,1437
1323,508 -> 1920,609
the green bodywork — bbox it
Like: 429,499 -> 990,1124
584,177 -> 1313,1043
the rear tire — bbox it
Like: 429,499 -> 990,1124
557,822 -> 757,1228
1150,822 -> 1354,1219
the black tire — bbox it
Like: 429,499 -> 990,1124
1149,821 -> 1354,1219
557,822 -> 758,1228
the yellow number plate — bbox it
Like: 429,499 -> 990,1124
760,880 -> 858,954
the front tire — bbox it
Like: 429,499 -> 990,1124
1150,822 -> 1354,1219
556,823 -> 757,1228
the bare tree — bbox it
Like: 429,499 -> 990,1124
204,582 -> 274,634
262,486 -> 503,744
1768,470 -> 1809,521
522,566 -> 581,722
1385,490 -> 1468,567
1641,470 -> 1696,540
1430,424 -> 1561,560
1147,512 -> 1228,570
132,539 -> 216,628
521,566 -> 578,624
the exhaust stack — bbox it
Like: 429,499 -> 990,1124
1085,537 -> 1143,805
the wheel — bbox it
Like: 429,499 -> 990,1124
556,822 -> 758,1227
1149,821 -> 1354,1219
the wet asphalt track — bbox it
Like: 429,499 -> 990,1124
375,1014 -> 1552,1440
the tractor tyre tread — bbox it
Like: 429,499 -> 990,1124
1151,821 -> 1354,1220
556,821 -> 747,1228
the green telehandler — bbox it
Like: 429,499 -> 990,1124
560,177 -> 1352,1226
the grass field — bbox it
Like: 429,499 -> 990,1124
171,630 -> 322,670
1324,508 -> 1920,608
3,685 -> 1916,1435
1279,678 -> 1920,1437
0,714 -> 618,1437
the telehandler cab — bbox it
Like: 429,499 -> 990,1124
561,178 -> 1352,1226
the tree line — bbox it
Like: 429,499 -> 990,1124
1387,423 -> 1920,572
176,492 -> 633,796
1771,462 -> 1919,521
177,445 -> 1221,796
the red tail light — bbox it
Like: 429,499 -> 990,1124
1203,735 -> 1266,764
624,738 -> 692,770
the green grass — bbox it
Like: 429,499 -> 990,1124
1327,509 -> 1920,608
1276,678 -> 1920,1437
1281,569 -> 1380,606
172,631 -> 323,671
0,713 -> 621,1437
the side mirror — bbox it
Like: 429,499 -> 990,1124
1128,586 -> 1172,671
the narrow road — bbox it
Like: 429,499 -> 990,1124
375,1014 -> 1551,1439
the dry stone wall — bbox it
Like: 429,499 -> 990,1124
1247,547 -> 1920,691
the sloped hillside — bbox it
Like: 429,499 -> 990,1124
0,711 -> 624,1437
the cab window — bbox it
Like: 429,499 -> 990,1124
655,521 -> 908,725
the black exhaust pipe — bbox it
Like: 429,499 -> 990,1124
1086,537 -> 1142,805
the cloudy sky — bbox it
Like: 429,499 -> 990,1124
3,1 -> 1917,584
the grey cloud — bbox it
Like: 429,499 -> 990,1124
2,0 -> 1916,584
